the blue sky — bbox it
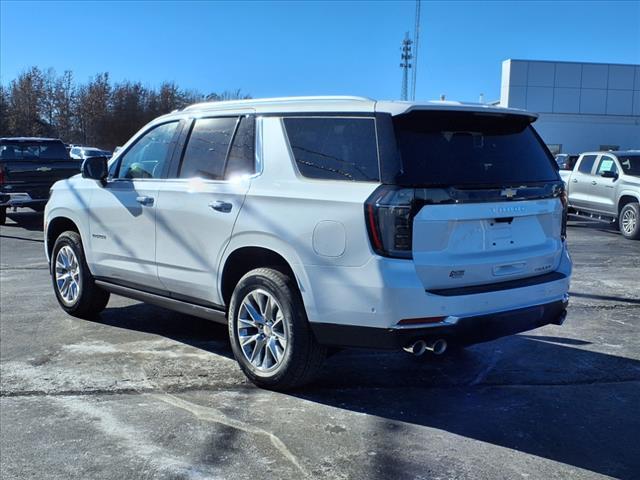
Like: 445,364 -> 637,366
1,1 -> 639,102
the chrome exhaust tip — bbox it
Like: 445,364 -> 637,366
403,340 -> 427,356
425,339 -> 447,355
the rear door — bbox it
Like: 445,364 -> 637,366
568,154 -> 598,210
155,113 -> 254,306
391,110 -> 565,291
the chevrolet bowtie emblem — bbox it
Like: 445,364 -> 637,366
36,166 -> 52,172
501,188 -> 517,198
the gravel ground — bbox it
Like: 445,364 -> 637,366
1,210 -> 639,480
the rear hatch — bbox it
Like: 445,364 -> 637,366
367,109 -> 566,292
1,139 -> 79,196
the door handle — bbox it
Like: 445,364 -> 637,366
591,181 -> 597,185
136,195 -> 154,206
572,179 -> 578,183
208,200 -> 232,213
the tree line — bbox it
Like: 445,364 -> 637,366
0,67 -> 250,150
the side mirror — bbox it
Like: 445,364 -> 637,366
600,170 -> 618,179
82,156 -> 109,183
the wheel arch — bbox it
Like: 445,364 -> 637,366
219,234 -> 315,316
618,194 -> 640,215
46,215 -> 82,260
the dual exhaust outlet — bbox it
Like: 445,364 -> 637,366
403,338 -> 448,356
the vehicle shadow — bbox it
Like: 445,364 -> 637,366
93,302 -> 234,359
92,302 -> 640,479
2,210 -> 44,231
296,336 -> 640,480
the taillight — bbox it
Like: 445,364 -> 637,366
559,188 -> 568,240
365,185 -> 415,259
0,165 -> 5,185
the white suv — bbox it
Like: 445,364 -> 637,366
44,96 -> 572,390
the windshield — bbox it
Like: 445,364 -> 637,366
392,111 -> 558,187
618,155 -> 640,177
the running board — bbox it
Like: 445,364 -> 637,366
95,280 -> 227,324
570,209 -> 616,223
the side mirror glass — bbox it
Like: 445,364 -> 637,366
82,156 -> 109,182
600,170 -> 618,179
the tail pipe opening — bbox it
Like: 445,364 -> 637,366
403,338 -> 448,356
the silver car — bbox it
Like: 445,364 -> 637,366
561,150 -> 640,239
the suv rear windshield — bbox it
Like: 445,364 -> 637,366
0,141 -> 69,161
391,111 -> 558,186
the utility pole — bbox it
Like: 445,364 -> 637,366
411,0 -> 421,100
400,32 -> 413,101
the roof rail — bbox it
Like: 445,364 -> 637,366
183,95 -> 373,111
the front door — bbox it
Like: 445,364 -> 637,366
590,154 -> 619,215
89,120 -> 181,289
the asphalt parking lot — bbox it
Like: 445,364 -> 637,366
1,210 -> 639,480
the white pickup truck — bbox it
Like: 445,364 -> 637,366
560,151 -> 640,240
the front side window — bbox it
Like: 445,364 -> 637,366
283,117 -> 380,182
596,156 -> 618,175
578,155 -> 597,174
117,121 -> 179,179
179,117 -> 237,180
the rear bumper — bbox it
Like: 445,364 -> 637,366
312,297 -> 569,349
0,192 -> 47,208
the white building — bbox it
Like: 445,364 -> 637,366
499,59 -> 640,154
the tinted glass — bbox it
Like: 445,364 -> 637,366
283,117 -> 379,182
392,111 -> 558,186
180,117 -> 237,179
225,116 -> 255,178
596,156 -> 618,175
117,121 -> 178,179
618,155 -> 640,176
578,155 -> 597,174
0,141 -> 68,160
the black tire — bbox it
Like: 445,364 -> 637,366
51,231 -> 110,318
228,267 -> 326,391
0,207 -> 6,225
619,202 -> 640,240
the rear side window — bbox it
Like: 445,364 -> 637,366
180,117 -> 237,180
618,155 -> 640,176
225,116 -> 255,178
0,141 -> 68,160
391,111 -> 558,186
578,155 -> 597,174
283,117 -> 380,182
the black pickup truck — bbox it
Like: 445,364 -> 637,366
0,138 -> 80,225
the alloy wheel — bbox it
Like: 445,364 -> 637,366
237,289 -> 288,372
55,245 -> 81,305
622,208 -> 637,235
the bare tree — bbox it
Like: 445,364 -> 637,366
1,66 -> 251,149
